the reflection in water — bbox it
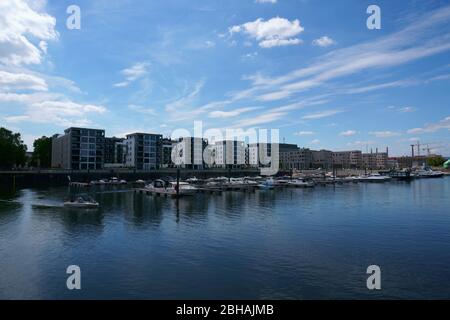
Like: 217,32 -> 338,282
1,178 -> 450,299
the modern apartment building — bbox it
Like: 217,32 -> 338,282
51,127 -> 105,170
104,137 -> 126,165
212,140 -> 246,168
171,137 -> 207,169
125,133 -> 162,170
249,143 -> 298,167
161,138 -> 175,168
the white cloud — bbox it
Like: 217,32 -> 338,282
302,109 -> 343,120
295,131 -> 314,136
344,79 -> 417,94
407,116 -> 450,134
312,36 -> 336,47
229,17 -> 304,48
255,0 -> 277,3
0,70 -> 48,91
340,130 -> 357,136
209,107 -> 260,118
369,131 -> 401,138
347,140 -> 375,147
205,40 -> 215,48
232,6 -> 450,103
310,139 -> 320,145
128,104 -> 157,115
398,106 -> 416,113
242,52 -> 258,59
4,100 -> 106,127
166,80 -> 204,114
0,0 -> 57,66
114,62 -> 149,87
233,111 -> 286,127
259,38 -> 302,48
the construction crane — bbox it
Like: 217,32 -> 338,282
410,141 -> 444,158
413,141 -> 444,156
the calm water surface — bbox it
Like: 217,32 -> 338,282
1,177 -> 450,299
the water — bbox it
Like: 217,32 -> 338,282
1,178 -> 450,299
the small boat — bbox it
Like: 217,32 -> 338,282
257,178 -> 275,189
357,174 -> 392,182
64,195 -> 99,208
413,168 -> 444,178
288,179 -> 315,188
134,179 -> 146,185
274,179 -> 290,187
243,177 -> 258,186
186,177 -> 200,184
379,169 -> 412,181
90,179 -> 107,185
145,180 -> 197,196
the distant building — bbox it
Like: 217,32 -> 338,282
280,148 -> 313,170
51,127 -> 105,170
171,137 -> 207,169
362,148 -> 389,169
161,138 -> 175,168
125,133 -> 162,170
332,150 -> 362,169
312,149 -> 333,169
249,143 -> 298,168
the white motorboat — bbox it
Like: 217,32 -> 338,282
257,178 -> 275,189
413,168 -> 444,178
186,177 -> 200,183
288,179 -> 314,188
64,195 -> 99,208
145,180 -> 197,196
357,174 -> 392,182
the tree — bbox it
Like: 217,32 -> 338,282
0,127 -> 27,169
427,155 -> 445,167
32,136 -> 52,168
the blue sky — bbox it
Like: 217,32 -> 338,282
0,0 -> 450,156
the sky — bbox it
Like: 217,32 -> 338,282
0,0 -> 449,156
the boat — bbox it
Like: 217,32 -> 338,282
379,169 -> 412,181
145,179 -> 197,196
90,179 -> 107,185
274,178 -> 290,187
64,195 -> 99,208
186,177 -> 200,184
357,174 -> 392,182
413,168 -> 445,178
257,178 -> 275,189
288,179 -> 315,188
243,177 -> 258,185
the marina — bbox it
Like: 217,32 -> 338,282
1,176 -> 449,299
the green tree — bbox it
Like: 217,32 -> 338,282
0,127 -> 27,169
32,136 -> 52,168
427,155 -> 445,167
